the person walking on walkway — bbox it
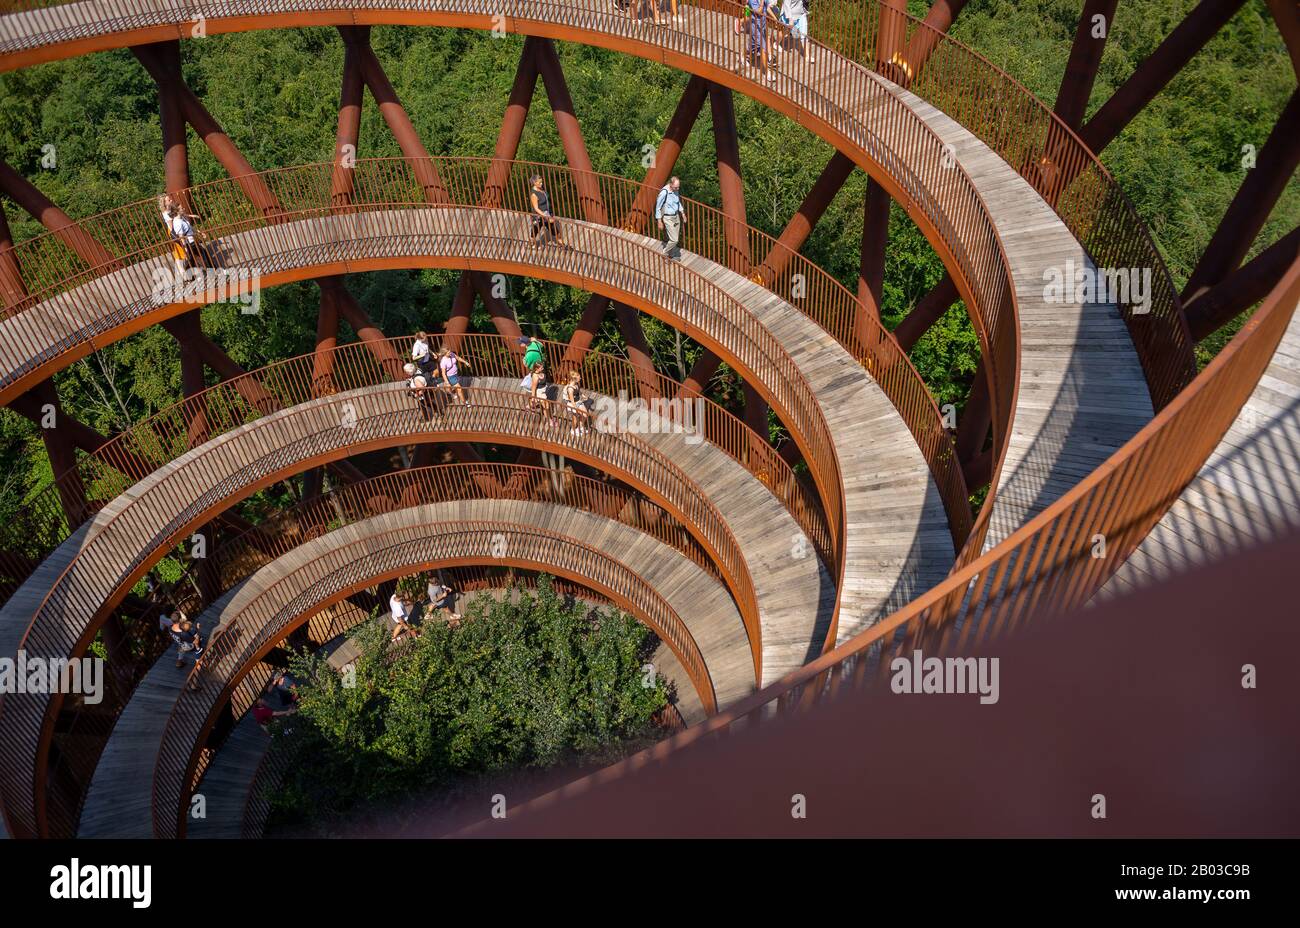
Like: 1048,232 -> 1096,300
523,362 -> 555,425
427,573 -> 462,625
404,362 -> 436,420
528,174 -> 569,248
438,346 -> 471,407
169,617 -> 203,668
388,591 -> 419,642
655,176 -> 686,260
520,334 -> 545,373
778,0 -> 813,65
411,331 -> 435,376
564,370 -> 593,435
738,0 -> 778,81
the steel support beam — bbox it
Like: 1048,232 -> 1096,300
1080,0 -> 1248,154
0,160 -> 114,268
894,274 -> 959,352
1183,89 -> 1300,304
857,176 -> 889,323
1186,226 -> 1300,340
896,0 -> 972,82
331,33 -> 365,207
1054,0 -> 1119,130
0,204 -> 26,310
754,151 -> 855,286
345,28 -> 449,206
133,41 -> 280,216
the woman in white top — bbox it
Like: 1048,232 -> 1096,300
524,362 -> 555,425
388,592 -> 417,641
411,331 -> 433,375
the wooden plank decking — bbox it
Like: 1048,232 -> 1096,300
1097,309 -> 1300,599
78,498 -> 739,837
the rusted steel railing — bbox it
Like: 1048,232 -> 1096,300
153,519 -> 710,837
1,333 -> 827,602
0,383 -> 760,839
0,156 -> 961,564
509,258 -> 1300,810
42,462 -> 729,833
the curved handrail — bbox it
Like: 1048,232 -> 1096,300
0,382 -> 761,838
209,463 -> 727,587
504,250 -> 1300,812
0,156 -> 963,552
0,0 -> 1196,407
152,518 -> 716,837
1,333 -> 827,596
40,461 -> 733,829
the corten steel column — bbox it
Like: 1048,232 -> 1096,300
1182,89 -> 1300,307
318,277 -> 404,380
711,85 -> 750,277
23,380 -> 88,526
566,75 -> 708,390
1054,0 -> 1119,131
857,177 -> 889,323
312,280 -> 341,396
0,160 -> 114,268
331,33 -> 365,208
535,38 -> 607,226
853,177 -> 890,362
445,38 -> 541,346
444,273 -> 476,343
897,0 -> 972,83
623,74 -> 710,234
0,205 -> 27,312
534,38 -> 657,394
956,357 -> 991,484
482,36 -> 542,209
133,42 -> 280,217
875,0 -> 909,74
753,151 -> 855,286
894,274 -> 958,352
1080,0 -> 1249,154
1186,227 -> 1300,340
347,28 -> 449,206
709,84 -> 767,436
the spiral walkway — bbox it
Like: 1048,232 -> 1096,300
81,499 -> 730,837
2,0 -> 1289,841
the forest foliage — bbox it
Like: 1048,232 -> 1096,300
266,577 -> 670,828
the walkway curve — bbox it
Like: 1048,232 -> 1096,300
3,196 -> 960,645
0,160 -> 965,560
1097,307 -> 1300,600
0,0 -> 1192,406
51,460 -> 740,825
157,514 -> 722,838
3,332 -> 825,599
77,509 -> 724,837
0,382 -> 772,838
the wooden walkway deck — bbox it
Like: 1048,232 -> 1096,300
0,2 -> 1153,566
1,212 -> 942,694
1097,309 -> 1300,599
871,81 -> 1155,551
667,254 -> 954,644
182,713 -> 270,840
79,498 -> 739,837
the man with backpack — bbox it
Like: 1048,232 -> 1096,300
655,176 -> 686,260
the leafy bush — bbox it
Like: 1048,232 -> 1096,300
268,576 -> 669,825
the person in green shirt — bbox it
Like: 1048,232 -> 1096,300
519,335 -> 544,372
